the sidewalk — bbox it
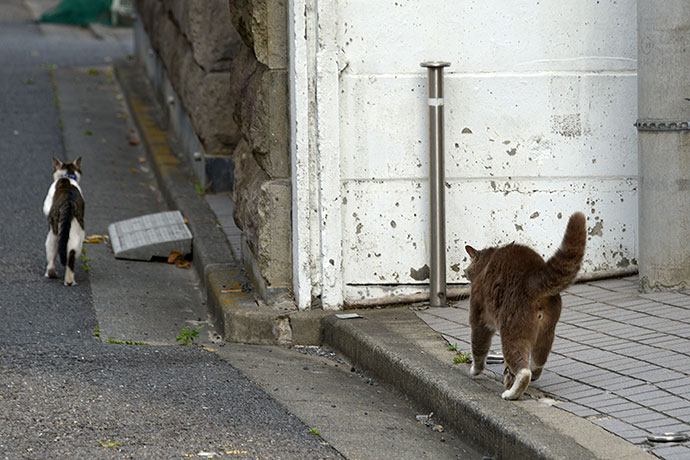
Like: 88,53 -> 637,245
417,277 -> 690,460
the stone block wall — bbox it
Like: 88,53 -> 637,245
135,0 -> 292,295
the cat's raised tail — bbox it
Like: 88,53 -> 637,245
529,212 -> 587,297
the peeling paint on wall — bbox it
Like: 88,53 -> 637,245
410,264 -> 430,281
589,220 -> 604,237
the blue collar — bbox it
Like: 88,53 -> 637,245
62,173 -> 77,181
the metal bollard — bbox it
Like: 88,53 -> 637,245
421,61 -> 450,308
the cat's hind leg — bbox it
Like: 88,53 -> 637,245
44,230 -> 58,279
530,296 -> 561,381
63,218 -> 85,286
469,299 -> 494,377
500,327 -> 534,400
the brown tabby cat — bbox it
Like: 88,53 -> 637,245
464,212 -> 586,400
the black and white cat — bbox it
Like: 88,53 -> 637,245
43,157 -> 85,286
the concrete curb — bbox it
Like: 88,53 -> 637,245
322,308 -> 655,460
114,60 -> 326,345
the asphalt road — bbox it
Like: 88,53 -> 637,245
0,2 -> 487,459
0,2 -> 340,458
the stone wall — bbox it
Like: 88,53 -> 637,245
135,0 -> 292,296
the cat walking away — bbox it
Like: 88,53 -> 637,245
464,212 -> 586,400
43,157 -> 85,286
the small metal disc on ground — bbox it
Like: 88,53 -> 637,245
108,210 -> 192,260
647,433 -> 689,443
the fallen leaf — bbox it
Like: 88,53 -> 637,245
84,234 -> 109,244
167,251 -> 182,264
130,168 -> 138,174
175,258 -> 191,269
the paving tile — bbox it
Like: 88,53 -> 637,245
604,341 -> 640,352
537,379 -> 591,394
567,284 -> 610,295
617,431 -> 651,445
662,324 -> 690,335
575,334 -> 622,347
663,423 -> 690,434
613,383 -> 656,398
555,401 -> 601,418
631,368 -> 686,384
640,394 -> 690,408
650,444 -> 690,460
427,307 -> 468,322
549,361 -> 601,376
567,348 -> 620,364
608,405 -> 654,419
441,334 -> 470,349
668,341 -> 690,353
654,400 -> 690,413
603,359 -> 658,374
596,376 -> 647,392
628,388 -> 674,403
657,422 -> 690,433
622,411 -> 668,425
415,312 -> 444,325
665,407 -> 690,422
434,324 -> 468,338
636,416 -> 679,430
635,349 -> 677,363
598,401 -> 644,413
556,387 -> 604,401
609,297 -> 651,308
573,368 -> 616,381
645,353 -> 690,368
592,417 -> 641,437
562,296 -> 596,308
531,371 -> 569,387
577,393 -> 627,407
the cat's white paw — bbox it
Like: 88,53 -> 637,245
501,389 -> 517,400
470,364 -> 483,377
501,369 -> 531,400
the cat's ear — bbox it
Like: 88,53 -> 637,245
465,245 -> 478,260
52,157 -> 61,170
74,156 -> 82,170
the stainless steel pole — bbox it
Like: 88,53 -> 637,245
421,61 -> 450,307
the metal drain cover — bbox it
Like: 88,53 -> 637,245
108,211 -> 192,260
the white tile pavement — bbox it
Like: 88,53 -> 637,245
416,276 -> 690,460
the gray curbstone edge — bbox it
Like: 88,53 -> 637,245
321,308 -> 655,460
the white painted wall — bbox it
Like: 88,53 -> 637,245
291,0 -> 638,309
